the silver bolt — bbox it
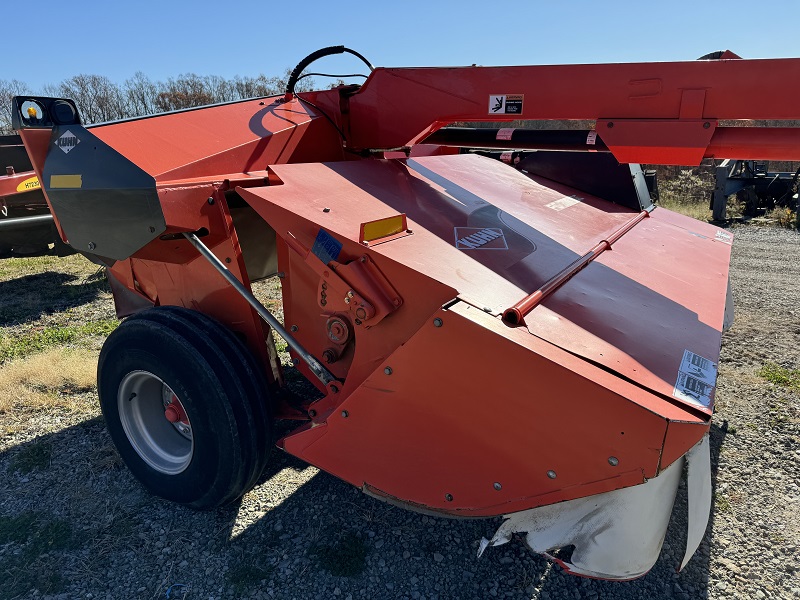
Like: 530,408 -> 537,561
608,456 -> 619,467
341,410 -> 348,418
433,318 -> 443,327
384,367 -> 393,375
493,482 -> 502,491
547,470 -> 557,479
323,207 -> 331,213
347,290 -> 354,298
344,297 -> 351,304
88,242 -> 96,250
290,325 -> 298,332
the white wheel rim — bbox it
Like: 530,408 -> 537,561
117,371 -> 194,475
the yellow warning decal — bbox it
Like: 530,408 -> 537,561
16,176 -> 40,192
49,174 -> 83,189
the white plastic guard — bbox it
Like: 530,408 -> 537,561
479,434 -> 712,580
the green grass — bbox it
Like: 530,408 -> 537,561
0,253 -> 91,280
714,492 -> 732,513
10,441 -> 52,473
658,197 -> 713,222
0,318 -> 118,364
758,362 -> 800,392
313,531 -> 368,577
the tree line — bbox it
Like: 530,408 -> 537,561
0,69 -> 315,134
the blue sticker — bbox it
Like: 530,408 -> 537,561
311,229 -> 343,264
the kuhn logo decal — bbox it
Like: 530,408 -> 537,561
55,130 -> 80,154
454,227 -> 508,250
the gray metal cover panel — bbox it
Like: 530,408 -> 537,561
42,125 -> 165,261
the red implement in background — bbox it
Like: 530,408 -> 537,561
0,134 -> 64,255
11,47 -> 799,580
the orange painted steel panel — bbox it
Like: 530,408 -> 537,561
344,59 -> 800,153
90,97 -> 337,180
661,420 -> 709,471
283,303 -> 671,516
526,208 -> 731,415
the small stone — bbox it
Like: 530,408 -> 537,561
333,588 -> 341,596
375,539 -> 384,549
433,553 -> 444,562
403,551 -> 411,559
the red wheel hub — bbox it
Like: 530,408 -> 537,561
164,395 -> 188,424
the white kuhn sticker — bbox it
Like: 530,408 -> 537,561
545,196 -> 582,211
488,94 -> 524,115
673,350 -> 718,408
454,227 -> 508,250
55,130 -> 80,154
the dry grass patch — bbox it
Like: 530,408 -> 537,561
0,347 -> 97,414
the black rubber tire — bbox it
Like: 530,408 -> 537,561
98,307 -> 273,509
132,306 -> 273,494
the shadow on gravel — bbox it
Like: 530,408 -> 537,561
0,414 -> 730,600
0,270 -> 108,325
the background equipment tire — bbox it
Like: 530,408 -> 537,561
97,306 -> 273,509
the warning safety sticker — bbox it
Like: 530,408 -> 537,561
673,350 -> 718,408
488,94 -> 524,115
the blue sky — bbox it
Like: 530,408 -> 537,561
6,0 -> 800,90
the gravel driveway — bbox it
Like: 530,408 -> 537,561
0,224 -> 798,600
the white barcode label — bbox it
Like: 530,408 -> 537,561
673,350 -> 718,408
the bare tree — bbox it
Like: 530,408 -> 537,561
123,71 -> 159,118
0,79 -> 31,134
2,66 -> 324,129
155,73 -> 215,112
57,74 -> 126,124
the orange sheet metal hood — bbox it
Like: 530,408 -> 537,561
252,153 -> 730,415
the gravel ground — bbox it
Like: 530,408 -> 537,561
0,224 -> 798,600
